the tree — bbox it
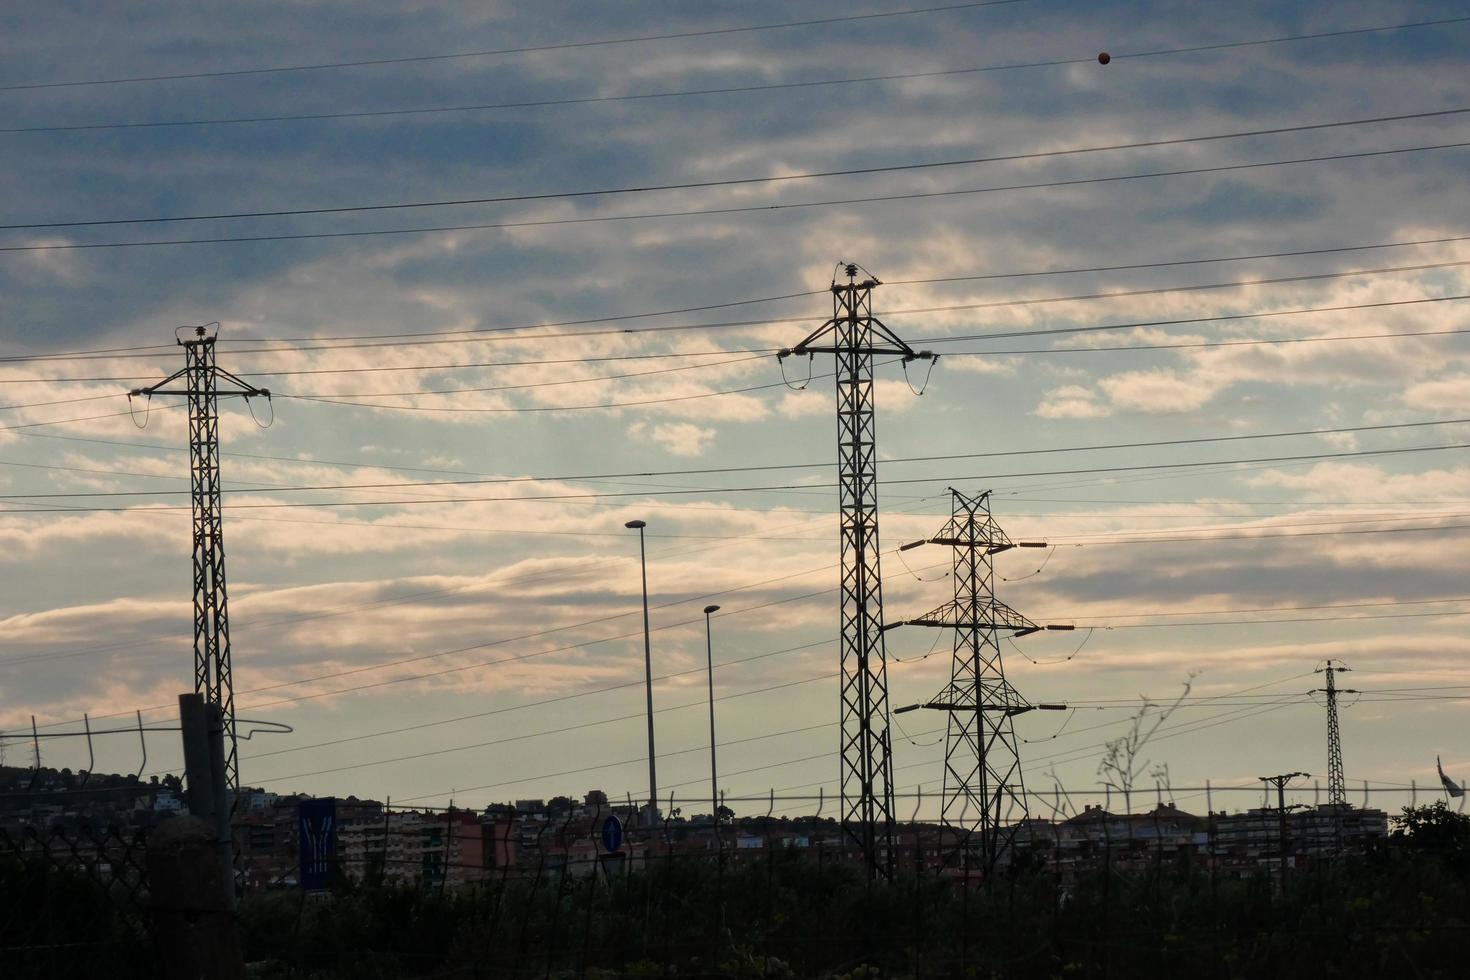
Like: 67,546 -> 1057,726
1098,677 -> 1193,802
1392,801 -> 1470,853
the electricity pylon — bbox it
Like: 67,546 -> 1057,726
1314,660 -> 1355,806
892,489 -> 1066,874
131,325 -> 270,792
778,263 -> 933,880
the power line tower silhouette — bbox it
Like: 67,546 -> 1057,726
1314,660 -> 1355,806
892,488 -> 1066,874
131,325 -> 270,793
779,263 -> 933,880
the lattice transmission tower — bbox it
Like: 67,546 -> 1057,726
132,325 -> 270,792
778,264 -> 933,879
1314,660 -> 1355,806
892,489 -> 1066,873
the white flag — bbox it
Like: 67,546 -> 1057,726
1439,755 -> 1464,798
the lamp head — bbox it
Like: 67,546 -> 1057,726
624,520 -> 646,529
703,604 -> 721,615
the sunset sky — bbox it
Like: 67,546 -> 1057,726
3,0 -> 1469,819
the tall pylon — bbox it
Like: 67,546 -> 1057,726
778,264 -> 933,880
1314,660 -> 1355,806
892,489 -> 1066,874
131,325 -> 270,792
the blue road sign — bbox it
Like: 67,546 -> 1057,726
298,798 -> 337,890
601,814 -> 624,853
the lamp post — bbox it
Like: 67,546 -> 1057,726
703,604 -> 722,841
626,520 -> 657,825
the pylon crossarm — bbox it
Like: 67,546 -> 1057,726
894,599 -> 1039,634
784,326 -> 919,358
926,537 -> 1016,554
129,366 -> 189,398
869,317 -> 919,358
216,374 -> 271,399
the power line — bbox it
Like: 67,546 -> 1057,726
921,292 -> 1470,347
768,682 -> 1321,796
7,260 -> 1467,368
6,312 -> 1463,385
5,437 -> 1470,504
0,392 -> 123,412
0,1 -> 1026,92
251,673 -> 835,784
887,233 -> 1470,288
251,259 -> 1470,363
1049,513 -> 1470,543
21,553 -> 897,730
0,404 -> 186,432
6,233 -> 1465,365
10,15 -> 1468,133
3,490 -> 945,679
4,139 -> 1465,253
9,107 -> 1465,231
218,260 -> 1470,401
398,672 -> 1336,804
390,718 -> 854,804
5,414 -> 1469,499
277,370 -> 821,413
12,523 -> 1468,737
246,639 -> 838,762
2,487 -> 952,678
1066,595 -> 1470,624
1102,610 -> 1470,629
1063,521 -> 1470,549
944,324 -> 1470,359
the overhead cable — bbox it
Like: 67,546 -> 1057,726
6,106 -> 1465,231
0,1 -> 1028,91
3,139 -> 1465,253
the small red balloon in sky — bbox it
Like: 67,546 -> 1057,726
1098,52 -> 1111,65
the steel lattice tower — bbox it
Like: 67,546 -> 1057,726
779,264 -> 931,879
132,325 -> 270,792
892,489 -> 1063,873
1314,660 -> 1355,806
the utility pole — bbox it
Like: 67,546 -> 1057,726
778,263 -> 933,880
1313,661 -> 1356,806
891,488 -> 1067,874
625,520 -> 658,826
1259,772 -> 1308,892
131,325 -> 269,793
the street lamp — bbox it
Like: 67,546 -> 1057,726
626,520 -> 657,825
703,603 -> 722,842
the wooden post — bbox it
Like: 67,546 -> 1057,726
147,815 -> 245,980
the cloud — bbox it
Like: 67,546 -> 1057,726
1035,385 -> 1107,419
1402,375 -> 1470,413
1098,369 -> 1222,414
629,421 -> 717,457
943,355 -> 1016,376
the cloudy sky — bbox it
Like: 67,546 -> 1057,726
3,0 -> 1469,819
